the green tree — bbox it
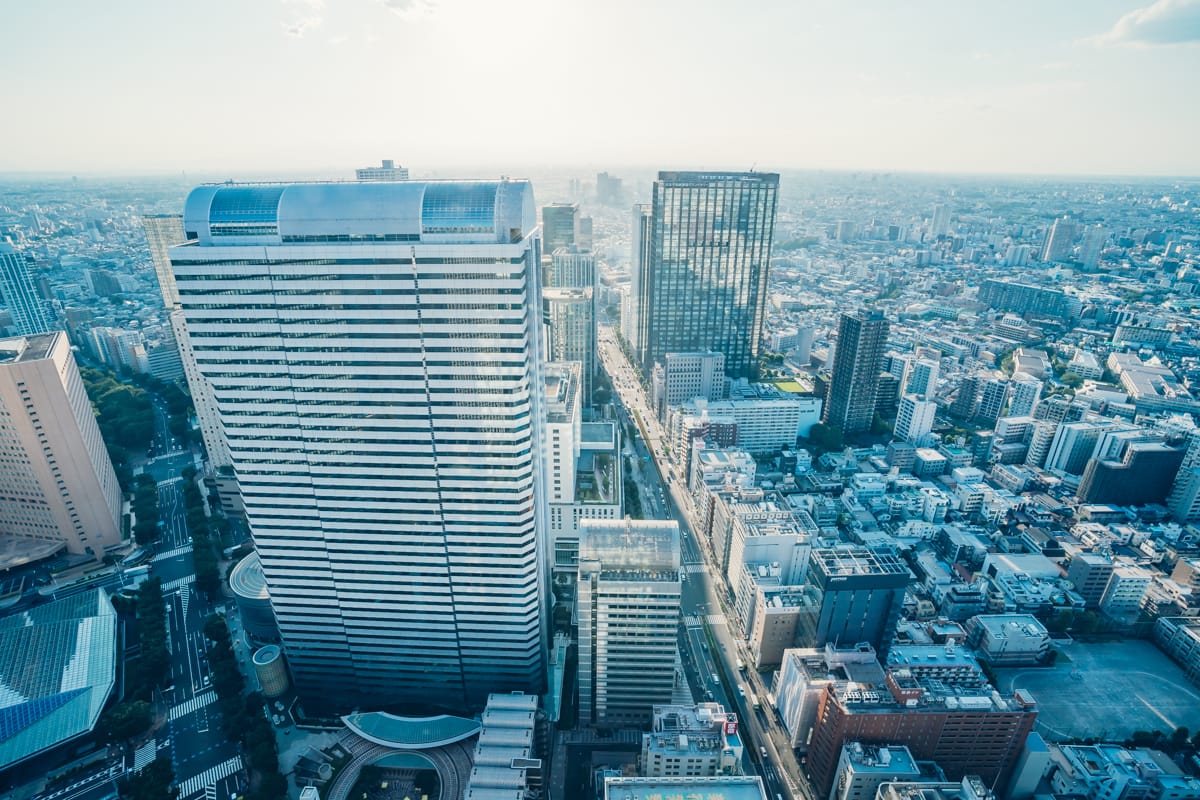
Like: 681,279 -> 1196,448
1060,371 -> 1084,389
807,423 -> 843,453
119,756 -> 175,800
97,701 -> 153,744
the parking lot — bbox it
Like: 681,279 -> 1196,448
996,640 -> 1200,741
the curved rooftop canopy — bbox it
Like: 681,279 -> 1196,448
181,180 -> 536,247
342,711 -> 482,750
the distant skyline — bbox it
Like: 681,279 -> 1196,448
3,0 -> 1200,177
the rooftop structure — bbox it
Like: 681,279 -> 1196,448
604,776 -> 768,800
0,590 -> 117,771
464,693 -> 542,800
641,703 -> 743,778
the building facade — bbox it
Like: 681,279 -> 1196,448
577,519 -> 680,727
170,181 -> 549,713
823,311 -> 889,435
0,333 -> 122,566
632,172 -> 778,380
0,242 -> 51,336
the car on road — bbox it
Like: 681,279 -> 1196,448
711,672 -> 720,684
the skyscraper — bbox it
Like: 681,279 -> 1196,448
0,242 -> 51,336
541,203 -> 579,255
170,181 -> 548,713
0,332 -> 122,565
577,518 -> 681,727
823,311 -> 889,435
543,286 -> 596,403
549,247 -> 595,289
1079,225 -> 1107,270
632,171 -> 779,380
142,215 -> 233,469
1041,217 -> 1079,263
930,203 -> 951,238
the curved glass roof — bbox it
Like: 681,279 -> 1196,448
342,711 -> 481,749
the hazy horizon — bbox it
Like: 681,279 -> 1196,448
3,0 -> 1200,177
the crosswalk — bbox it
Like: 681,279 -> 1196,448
683,613 -> 727,627
169,690 -> 216,721
132,739 -> 157,771
706,613 -> 727,626
182,585 -> 191,616
152,544 -> 192,562
177,756 -> 243,799
682,563 -> 707,574
162,575 -> 195,592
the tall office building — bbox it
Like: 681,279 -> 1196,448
541,203 -> 579,255
170,181 -> 549,713
631,172 -> 778,380
0,333 -> 122,566
1079,225 -> 1107,270
799,547 -> 910,655
1041,217 -> 1079,263
627,205 -> 653,355
823,311 -> 889,435
549,247 -> 595,289
950,374 -> 981,420
0,242 -> 51,336
543,287 -> 596,404
355,159 -> 409,181
142,215 -> 233,469
577,518 -> 680,727
930,204 -> 951,238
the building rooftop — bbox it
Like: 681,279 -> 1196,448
341,710 -> 482,749
604,775 -> 768,800
969,614 -> 1048,639
0,590 -> 118,771
229,551 -> 271,602
842,742 -> 919,775
0,333 -> 58,365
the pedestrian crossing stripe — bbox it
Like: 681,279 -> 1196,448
168,690 -> 217,721
177,756 -> 242,799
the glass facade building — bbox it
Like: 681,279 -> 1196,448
169,180 -> 548,714
632,172 -> 778,380
0,242 -> 51,337
823,311 -> 889,435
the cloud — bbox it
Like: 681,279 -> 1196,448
328,34 -> 349,45
282,0 -> 325,38
1092,0 -> 1200,46
378,0 -> 437,18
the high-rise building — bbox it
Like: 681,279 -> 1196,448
577,518 -> 680,727
930,204 -> 952,238
1041,217 -> 1079,263
977,280 -> 1069,320
632,171 -> 779,380
354,159 -> 409,181
596,172 -> 623,206
975,378 -> 1009,427
0,241 -> 51,336
1064,553 -> 1115,608
549,247 -> 595,289
1079,225 -> 1107,270
541,203 -> 579,255
950,375 -> 981,420
895,394 -> 936,444
800,547 -> 910,654
170,181 -> 549,713
1007,375 -> 1042,418
823,311 -> 889,435
651,351 -> 726,419
142,215 -> 233,469
0,333 -> 122,566
543,287 -> 596,404
1077,441 -> 1185,505
905,358 -> 940,397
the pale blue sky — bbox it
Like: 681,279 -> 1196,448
2,0 -> 1199,176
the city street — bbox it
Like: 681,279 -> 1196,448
599,324 -> 814,800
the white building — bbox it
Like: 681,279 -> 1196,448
1100,565 -> 1153,620
652,351 -> 726,420
831,743 -> 921,800
1008,375 -> 1043,418
965,614 -> 1051,666
143,215 -> 233,469
170,181 -> 548,713
577,519 -> 681,727
0,242 -> 51,336
0,333 -> 122,566
641,703 -> 744,777
669,394 -> 820,457
543,286 -> 596,404
354,159 -> 409,181
895,394 -> 937,444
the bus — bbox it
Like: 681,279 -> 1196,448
751,693 -> 761,710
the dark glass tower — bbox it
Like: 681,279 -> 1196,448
823,310 -> 889,435
632,171 -> 778,380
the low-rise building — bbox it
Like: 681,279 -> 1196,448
1153,617 -> 1200,686
640,703 -> 744,777
830,743 -> 921,800
965,614 -> 1051,666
